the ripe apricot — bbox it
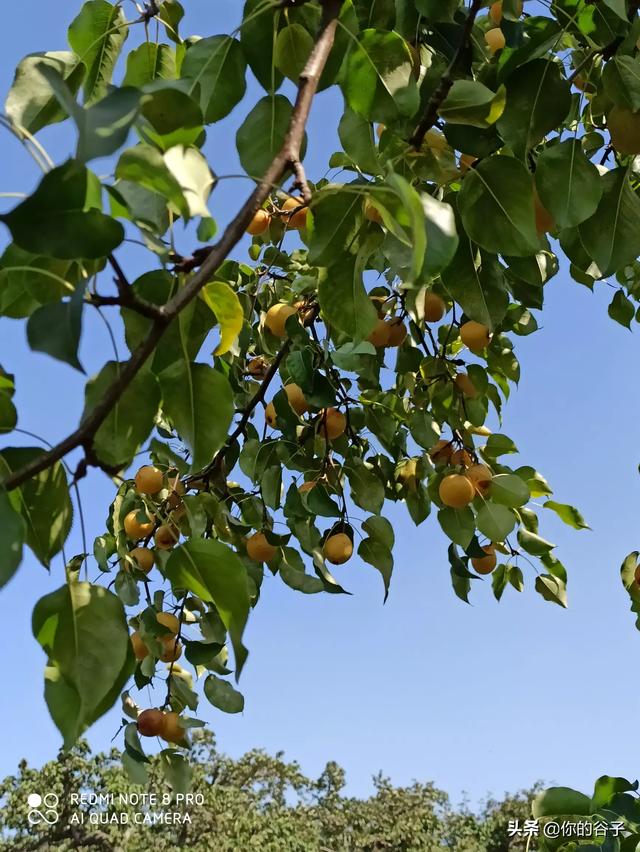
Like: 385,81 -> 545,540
134,465 -> 164,495
124,510 -> 155,541
157,612 -> 180,635
534,188 -> 555,236
137,708 -> 165,737
131,631 -> 149,661
607,106 -> 640,155
485,27 -> 506,54
247,208 -> 271,236
397,458 -> 418,491
424,292 -> 446,323
467,464 -> 493,496
386,319 -> 407,347
451,448 -> 472,468
460,321 -> 491,353
455,372 -> 479,399
320,408 -> 347,441
364,198 -> 383,224
439,474 -> 475,508
247,356 -> 269,380
154,524 -> 179,550
282,197 -> 308,230
323,532 -> 353,565
489,1 -> 522,24
459,153 -> 477,174
246,531 -> 278,562
265,303 -> 298,338
283,383 -> 309,415
429,439 -> 454,464
161,711 -> 186,744
129,546 -> 155,574
265,402 -> 278,428
368,318 -> 392,348
160,634 -> 182,663
471,544 -> 497,575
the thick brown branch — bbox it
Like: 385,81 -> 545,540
410,0 -> 484,149
1,0 -> 343,492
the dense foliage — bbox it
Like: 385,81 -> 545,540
2,0 -> 640,795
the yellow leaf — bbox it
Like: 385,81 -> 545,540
201,281 -> 244,355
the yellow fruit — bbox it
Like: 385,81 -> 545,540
424,292 -> 446,323
161,711 -> 186,744
397,458 -> 418,491
129,546 -> 155,574
368,318 -> 392,348
134,465 -> 164,495
364,198 -> 383,224
534,187 -> 555,236
320,408 -> 347,441
455,372 -> 479,399
247,208 -> 271,236
485,27 -> 506,54
246,531 -> 278,562
131,632 -> 149,661
124,510 -> 155,541
265,303 -> 298,338
376,124 -> 385,139
160,634 -> 182,663
429,439 -> 454,465
607,106 -> 640,155
489,1 -> 522,24
460,321 -> 491,353
323,532 -> 353,565
282,197 -> 308,230
247,356 -> 269,379
471,544 -> 497,575
137,708 -> 165,737
439,474 -> 475,508
386,319 -> 407,347
154,524 -> 179,550
451,448 -> 472,468
157,612 -> 180,635
265,402 -> 277,428
283,383 -> 309,415
423,129 -> 448,152
467,464 -> 493,496
459,153 -> 477,174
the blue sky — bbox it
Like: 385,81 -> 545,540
1,0 -> 640,807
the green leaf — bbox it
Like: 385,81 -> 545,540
204,674 -> 245,714
201,281 -> 244,355
543,501 -> 590,530
307,187 -> 363,266
341,29 -> 419,124
159,751 -> 192,794
415,0 -> 458,21
68,0 -> 128,104
1,161 -> 123,260
165,538 -> 251,677
476,503 -> 516,542
240,0 -> 284,92
0,448 -> 72,567
123,43 -> 177,87
592,776 -> 638,810
5,51 -> 85,134
438,507 -> 475,548
84,362 -> 160,468
318,257 -> 379,343
274,24 -> 314,81
0,489 -> 26,589
490,474 -> 530,508
458,156 -> 539,257
338,108 -> 381,175
159,362 -> 233,473
26,281 -> 85,372
608,289 -> 635,329
439,80 -> 506,128
533,787 -> 591,819
157,0 -> 184,44
441,238 -> 508,329
181,36 -> 247,123
535,574 -> 567,608
483,434 -> 518,457
136,83 -> 203,151
237,95 -> 304,178
32,581 -> 134,747
358,537 -> 393,601
601,0 -> 630,20
497,60 -> 571,158
0,374 -> 17,434
163,145 -> 214,219
346,457 -> 385,514
362,515 -> 395,551
518,528 -> 555,555
579,168 -> 640,278
535,140 -> 603,229
116,144 -> 188,218
603,56 -> 640,110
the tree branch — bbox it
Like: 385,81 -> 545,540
409,0 -> 484,150
1,0 -> 343,492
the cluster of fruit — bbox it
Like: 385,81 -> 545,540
246,196 -> 308,236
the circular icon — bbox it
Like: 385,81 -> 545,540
27,792 -> 59,825
27,793 -> 42,809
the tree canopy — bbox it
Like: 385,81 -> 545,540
2,0 -> 640,801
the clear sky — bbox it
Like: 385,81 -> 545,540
1,0 -> 639,807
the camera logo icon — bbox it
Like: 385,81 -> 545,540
27,793 -> 59,825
